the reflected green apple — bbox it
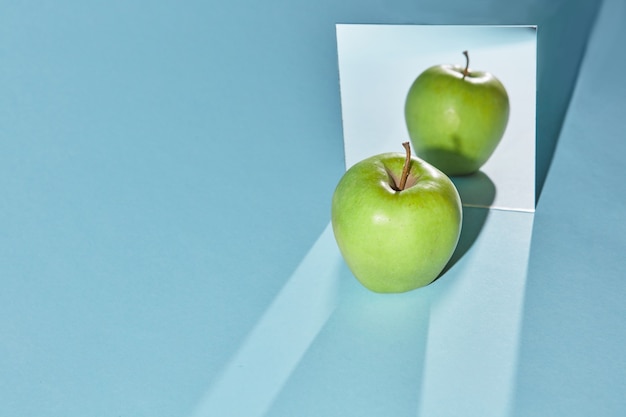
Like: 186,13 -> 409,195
405,51 -> 510,176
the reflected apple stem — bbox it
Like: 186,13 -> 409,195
462,50 -> 470,80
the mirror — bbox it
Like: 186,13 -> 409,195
336,25 -> 537,212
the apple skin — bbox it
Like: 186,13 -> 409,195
405,62 -> 510,176
331,152 -> 462,293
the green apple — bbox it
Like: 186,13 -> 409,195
331,143 -> 462,293
405,51 -> 510,176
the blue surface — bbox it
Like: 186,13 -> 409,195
1,0 -> 625,416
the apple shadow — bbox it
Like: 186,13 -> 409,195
416,146 -> 484,177
438,171 -> 496,278
450,170 -> 497,210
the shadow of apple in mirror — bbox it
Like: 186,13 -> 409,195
438,170 -> 496,278
450,169 -> 497,209
416,146 -> 492,178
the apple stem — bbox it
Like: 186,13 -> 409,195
399,142 -> 411,191
462,50 -> 470,80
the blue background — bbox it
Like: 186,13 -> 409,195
1,0 -> 624,416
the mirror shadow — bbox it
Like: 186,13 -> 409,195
534,0 -> 602,204
438,171 -> 496,278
